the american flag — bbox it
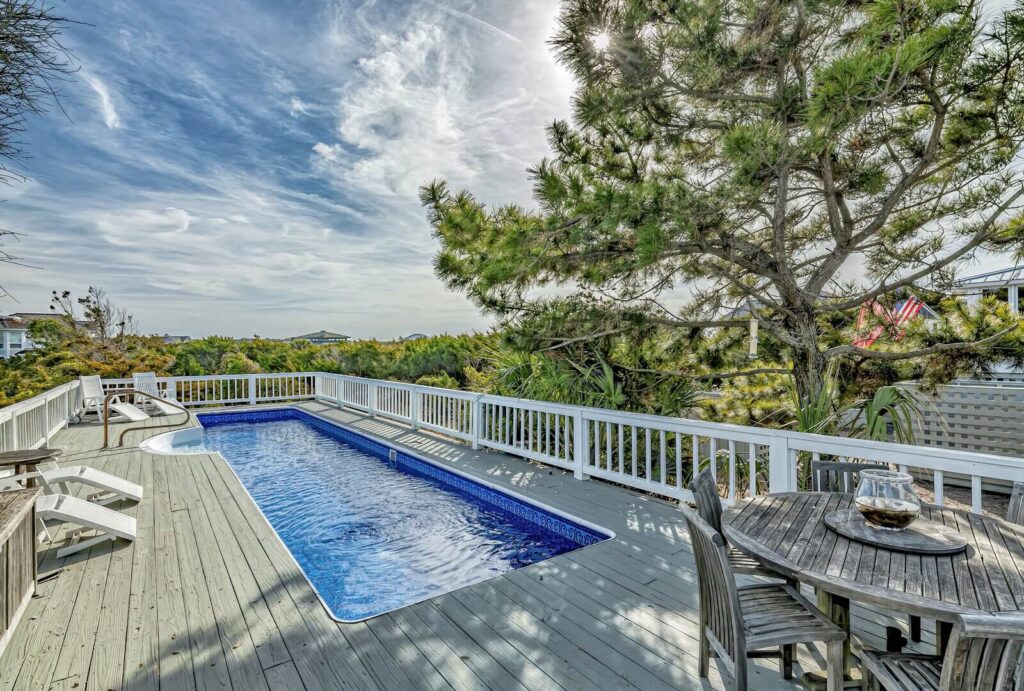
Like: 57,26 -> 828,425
852,295 -> 925,348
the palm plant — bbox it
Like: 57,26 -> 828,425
792,370 -> 840,436
847,384 -> 922,445
789,366 -> 923,488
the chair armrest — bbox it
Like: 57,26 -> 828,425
956,613 -> 1024,639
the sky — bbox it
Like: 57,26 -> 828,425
0,0 -> 576,339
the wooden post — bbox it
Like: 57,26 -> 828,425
470,396 -> 482,450
768,437 -> 794,493
42,396 -> 50,446
573,410 -> 589,480
247,374 -> 257,405
805,590 -> 853,689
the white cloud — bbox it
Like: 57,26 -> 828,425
289,96 -> 312,117
313,2 -> 573,230
426,2 -> 522,44
81,73 -> 121,129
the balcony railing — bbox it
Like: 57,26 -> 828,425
5,372 -> 1024,514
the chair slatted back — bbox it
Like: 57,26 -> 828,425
690,468 -> 724,535
680,505 -> 746,688
79,375 -> 104,403
810,460 -> 888,493
132,372 -> 160,398
1008,483 -> 1024,525
940,614 -> 1024,690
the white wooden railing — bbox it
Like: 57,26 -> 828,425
5,372 -> 1024,514
0,380 -> 81,452
310,373 -> 1024,513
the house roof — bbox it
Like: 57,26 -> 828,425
0,312 -> 88,330
289,330 -> 350,341
953,265 -> 1024,290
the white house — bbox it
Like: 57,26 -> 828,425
953,266 -> 1024,313
0,313 -> 49,358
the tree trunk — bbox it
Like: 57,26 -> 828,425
790,341 -> 827,404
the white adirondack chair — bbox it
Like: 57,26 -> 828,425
78,375 -> 149,421
36,494 -> 136,558
131,372 -> 183,416
0,460 -> 142,506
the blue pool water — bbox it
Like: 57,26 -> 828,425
196,409 -> 609,621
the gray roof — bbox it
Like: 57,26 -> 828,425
954,265 -> 1024,289
289,330 -> 350,341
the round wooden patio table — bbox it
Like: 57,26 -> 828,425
0,447 -> 62,488
723,492 -> 1024,686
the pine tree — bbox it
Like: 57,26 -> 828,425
423,0 -> 1024,403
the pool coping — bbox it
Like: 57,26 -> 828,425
152,404 -> 616,623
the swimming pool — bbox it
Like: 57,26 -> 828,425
195,408 -> 612,622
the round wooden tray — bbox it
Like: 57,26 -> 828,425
824,508 -> 968,555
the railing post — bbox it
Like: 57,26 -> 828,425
768,436 -> 795,493
573,409 -> 589,480
470,395 -> 482,450
43,395 -> 51,445
411,387 -> 420,430
248,374 -> 257,405
9,413 -> 17,452
368,382 -> 377,417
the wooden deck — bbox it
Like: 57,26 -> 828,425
0,402 -> 929,690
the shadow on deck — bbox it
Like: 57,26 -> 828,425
0,402 -> 931,690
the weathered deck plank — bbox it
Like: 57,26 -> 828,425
0,402 -> 916,690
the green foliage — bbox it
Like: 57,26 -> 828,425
423,0 -> 1024,406
0,326 -> 499,406
478,343 -> 699,415
0,322 -> 705,418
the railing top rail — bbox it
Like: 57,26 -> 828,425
0,379 -> 79,419
74,371 -> 1023,473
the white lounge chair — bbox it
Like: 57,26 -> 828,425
0,461 -> 142,506
36,493 -> 136,558
78,375 -> 150,422
132,372 -> 183,416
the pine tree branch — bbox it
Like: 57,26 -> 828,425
823,327 -> 1015,361
629,366 -> 791,380
820,185 -> 1024,313
537,329 -> 625,351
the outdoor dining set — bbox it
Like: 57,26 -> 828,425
684,462 -> 1024,690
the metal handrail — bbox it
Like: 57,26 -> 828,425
102,388 -> 191,448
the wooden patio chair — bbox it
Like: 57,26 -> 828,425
1008,482 -> 1024,525
861,613 -> 1024,690
810,459 -> 889,493
689,469 -> 784,579
680,505 -> 846,691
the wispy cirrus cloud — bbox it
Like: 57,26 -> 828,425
81,72 -> 121,129
0,0 -> 574,339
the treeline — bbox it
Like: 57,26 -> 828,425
0,317 -> 494,405
0,316 -> 704,419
